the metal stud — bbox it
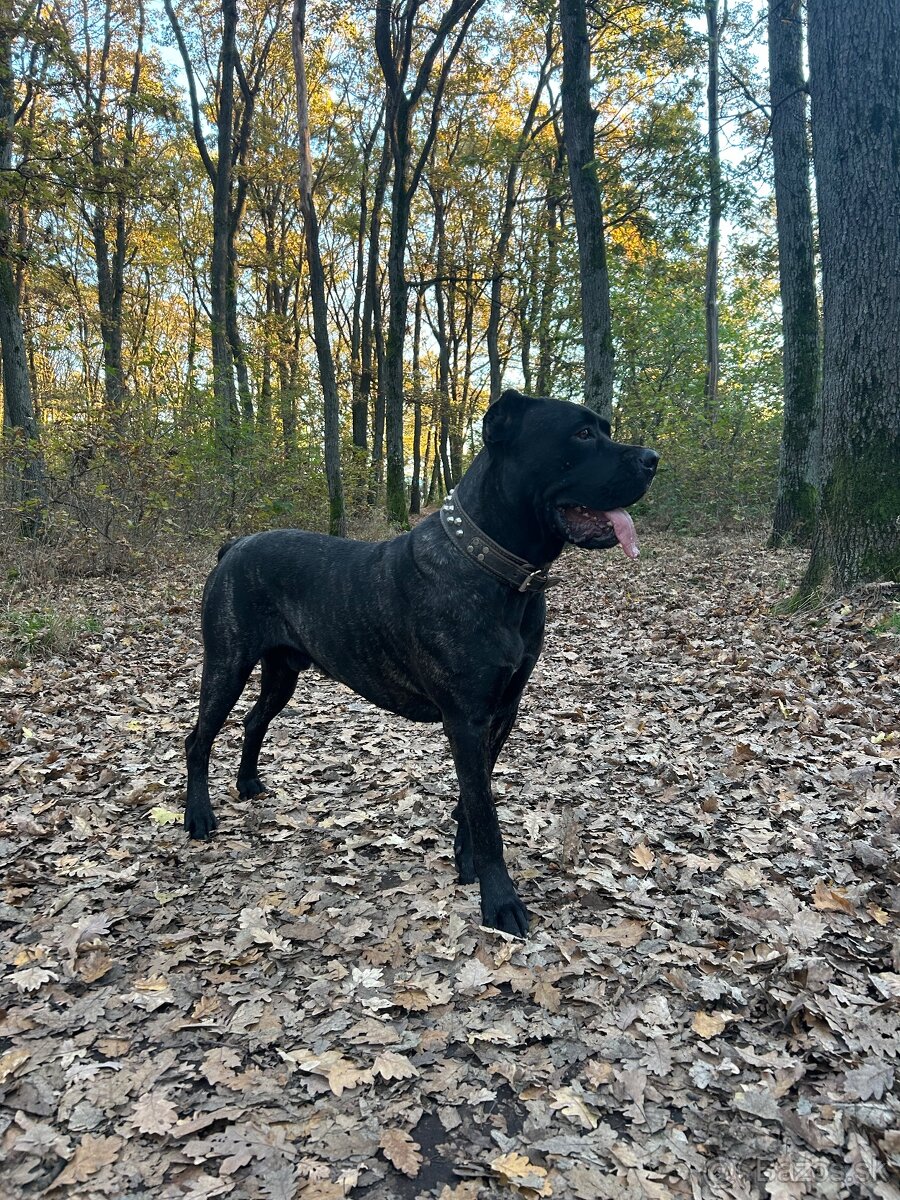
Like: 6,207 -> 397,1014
477,553 -> 485,561
467,544 -> 474,552
456,529 -> 464,537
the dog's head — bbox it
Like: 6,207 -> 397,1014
482,390 -> 658,557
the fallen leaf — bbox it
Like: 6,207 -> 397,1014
812,880 -> 856,914
692,1010 -> 729,1038
48,1134 -> 122,1188
490,1150 -> 552,1196
379,1128 -> 422,1178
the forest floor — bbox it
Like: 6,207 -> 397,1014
0,530 -> 898,1200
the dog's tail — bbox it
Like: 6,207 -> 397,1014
216,536 -> 243,562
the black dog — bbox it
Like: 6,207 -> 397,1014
185,390 -> 658,935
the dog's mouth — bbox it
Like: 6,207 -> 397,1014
556,505 -> 640,558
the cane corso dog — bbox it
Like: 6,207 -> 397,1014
185,390 -> 658,935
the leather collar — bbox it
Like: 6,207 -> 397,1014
439,490 -> 561,593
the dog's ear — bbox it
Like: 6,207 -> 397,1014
483,390 -> 533,446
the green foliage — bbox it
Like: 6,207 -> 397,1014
0,605 -> 101,663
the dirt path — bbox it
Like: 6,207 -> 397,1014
1,532 -> 897,1199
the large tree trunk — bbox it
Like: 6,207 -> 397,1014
703,0 -> 721,418
292,0 -> 345,536
768,0 -> 820,548
559,0 -> 613,419
800,0 -> 900,591
0,16 -> 46,535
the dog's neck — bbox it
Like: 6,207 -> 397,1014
453,451 -> 566,567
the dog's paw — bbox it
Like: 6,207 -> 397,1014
237,775 -> 267,799
454,833 -> 476,884
480,887 -> 529,937
185,803 -> 218,840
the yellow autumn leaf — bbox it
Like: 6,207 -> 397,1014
149,806 -> 182,825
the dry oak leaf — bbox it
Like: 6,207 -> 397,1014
630,843 -> 655,871
372,1051 -> 419,1082
532,977 -> 561,1013
812,880 -> 856,915
379,1128 -> 422,1178
201,1047 -> 243,1086
0,1048 -> 31,1084
692,1010 -> 729,1038
456,959 -> 495,993
47,1134 -> 123,1189
280,1049 -> 369,1097
490,1151 -> 552,1196
550,1086 -> 599,1130
77,951 -> 114,983
129,1091 -> 179,1135
9,966 -> 58,993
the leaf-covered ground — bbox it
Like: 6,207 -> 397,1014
1,532 -> 898,1200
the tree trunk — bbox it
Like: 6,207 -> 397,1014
800,0 -> 900,591
703,0 -> 721,418
361,131 -> 391,461
0,16 -> 46,535
559,0 -> 613,419
374,0 -> 485,526
768,0 -> 820,548
409,293 -> 423,514
292,0 -> 345,536
537,131 -> 566,396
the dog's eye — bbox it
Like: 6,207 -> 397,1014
575,428 -> 593,441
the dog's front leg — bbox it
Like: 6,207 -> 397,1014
443,717 -> 529,937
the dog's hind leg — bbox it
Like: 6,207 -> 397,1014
236,650 -> 302,798
185,653 -> 255,839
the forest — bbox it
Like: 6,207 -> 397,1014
1,0 -> 897,590
0,0 -> 899,1197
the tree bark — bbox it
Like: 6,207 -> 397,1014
801,0 -> 900,591
374,0 -> 485,526
559,0 -> 613,419
361,131 -> 391,463
0,13 -> 46,535
164,0 -> 238,448
486,35 -> 552,403
409,292 -> 423,514
292,0 -> 345,536
767,0 -> 820,548
703,0 -> 721,418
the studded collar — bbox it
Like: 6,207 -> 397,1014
439,490 -> 562,593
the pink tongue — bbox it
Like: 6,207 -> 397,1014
606,508 -> 639,559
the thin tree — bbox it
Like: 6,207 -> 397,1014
291,0 -> 344,536
767,0 -> 820,548
558,0 -> 613,419
703,0 -> 722,418
374,0 -> 485,526
800,0 -> 899,592
486,27 -> 554,403
0,9 -> 46,535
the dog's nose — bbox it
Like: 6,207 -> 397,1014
638,448 -> 659,475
